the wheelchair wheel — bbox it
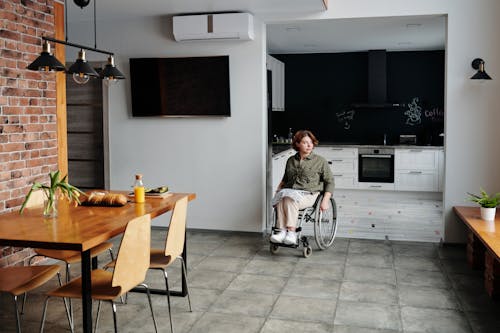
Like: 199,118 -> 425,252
313,197 -> 338,250
270,243 -> 280,254
303,246 -> 312,258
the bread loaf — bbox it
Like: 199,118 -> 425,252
80,192 -> 128,207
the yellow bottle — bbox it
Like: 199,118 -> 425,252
134,174 -> 145,203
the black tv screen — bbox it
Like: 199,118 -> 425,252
129,56 -> 230,117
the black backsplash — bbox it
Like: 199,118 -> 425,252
271,51 -> 444,146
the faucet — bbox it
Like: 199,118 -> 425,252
383,133 -> 387,146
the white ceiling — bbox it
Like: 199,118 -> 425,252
66,1 -> 445,54
267,15 -> 446,54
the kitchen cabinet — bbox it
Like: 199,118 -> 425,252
266,55 -> 285,111
272,149 -> 294,192
395,149 -> 440,192
315,147 -> 358,189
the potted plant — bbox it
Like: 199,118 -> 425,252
20,170 -> 84,217
468,188 -> 500,221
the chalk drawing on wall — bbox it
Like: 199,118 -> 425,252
404,97 -> 422,126
336,110 -> 356,130
424,107 -> 444,121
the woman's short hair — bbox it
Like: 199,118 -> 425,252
292,130 -> 319,151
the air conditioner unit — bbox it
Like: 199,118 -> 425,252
173,13 -> 254,41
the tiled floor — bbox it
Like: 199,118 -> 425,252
2,230 -> 500,332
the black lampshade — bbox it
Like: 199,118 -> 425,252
67,49 -> 99,77
100,56 -> 125,80
27,41 -> 65,72
471,58 -> 492,80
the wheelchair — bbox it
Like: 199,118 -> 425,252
269,193 -> 338,258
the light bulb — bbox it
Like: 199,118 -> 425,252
73,72 -> 90,85
103,77 -> 119,87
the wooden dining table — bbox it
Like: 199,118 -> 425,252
0,191 -> 196,333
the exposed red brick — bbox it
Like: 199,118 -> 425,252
0,29 -> 20,41
0,142 -> 25,152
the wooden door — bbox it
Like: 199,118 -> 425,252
66,71 -> 104,190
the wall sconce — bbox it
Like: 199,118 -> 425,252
471,58 -> 492,80
26,0 -> 125,84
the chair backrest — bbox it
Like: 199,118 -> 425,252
112,214 -> 151,291
164,196 -> 188,258
24,189 -> 45,208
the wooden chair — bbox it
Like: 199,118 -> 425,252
39,214 -> 157,333
23,189 -> 115,322
0,265 -> 70,333
148,196 -> 192,332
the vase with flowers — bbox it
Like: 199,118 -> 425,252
20,171 -> 84,218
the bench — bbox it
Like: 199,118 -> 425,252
453,206 -> 500,298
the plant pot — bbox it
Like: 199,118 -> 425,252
480,207 -> 496,221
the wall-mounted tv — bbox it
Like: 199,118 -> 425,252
129,56 -> 230,117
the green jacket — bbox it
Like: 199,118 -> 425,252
281,152 -> 334,194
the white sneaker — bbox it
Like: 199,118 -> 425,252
270,229 -> 286,243
283,231 -> 298,245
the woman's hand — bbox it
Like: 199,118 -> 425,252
319,192 -> 332,211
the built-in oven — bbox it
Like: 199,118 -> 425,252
358,148 -> 394,183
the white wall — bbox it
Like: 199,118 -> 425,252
69,0 -> 500,241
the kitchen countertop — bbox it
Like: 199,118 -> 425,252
272,143 -> 444,155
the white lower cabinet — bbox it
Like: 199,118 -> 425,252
315,147 -> 358,190
395,171 -> 438,191
395,149 -> 442,192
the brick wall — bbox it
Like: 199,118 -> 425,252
0,0 -> 59,267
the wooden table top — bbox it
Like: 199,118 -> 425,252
0,192 -> 196,252
453,206 -> 500,259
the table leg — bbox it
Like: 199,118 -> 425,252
81,250 -> 92,333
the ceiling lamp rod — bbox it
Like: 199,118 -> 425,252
42,36 -> 114,57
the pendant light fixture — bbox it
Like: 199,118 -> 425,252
67,49 -> 99,84
27,40 -> 65,72
26,0 -> 125,84
101,55 -> 125,84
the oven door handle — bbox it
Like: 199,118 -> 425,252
359,154 -> 393,158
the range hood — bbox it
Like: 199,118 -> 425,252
351,50 -> 402,108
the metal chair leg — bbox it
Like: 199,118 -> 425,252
95,300 -> 102,332
179,256 -> 192,312
13,295 -> 21,333
39,296 -> 50,333
163,269 -> 174,333
111,302 -> 118,333
21,255 -> 42,315
140,283 -> 158,333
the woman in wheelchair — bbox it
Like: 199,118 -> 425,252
271,130 -> 334,246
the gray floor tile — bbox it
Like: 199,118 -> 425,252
339,281 -> 398,305
449,273 -> 485,291
394,256 -> 441,272
349,239 -> 392,256
209,289 -> 277,317
145,287 -> 220,312
254,247 -> 302,262
401,306 -> 471,333
334,300 -> 401,331
333,325 -> 401,333
440,258 -> 480,275
396,268 -> 450,288
261,318 -> 333,333
227,273 -> 288,294
307,249 -> 347,265
455,289 -> 500,313
187,230 -> 230,243
270,295 -> 337,323
186,241 -> 221,255
392,242 -> 438,258
210,243 -> 260,258
187,269 -> 237,290
344,265 -> 396,285
243,258 -> 296,277
282,277 -> 339,299
346,253 -> 393,269
189,312 -> 265,333
195,256 -> 250,273
438,245 -> 466,260
398,285 -> 459,309
292,261 -> 344,281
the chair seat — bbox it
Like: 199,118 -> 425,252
47,269 -> 122,301
0,265 -> 60,296
105,248 -> 174,270
35,241 -> 114,264
150,248 -> 174,269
